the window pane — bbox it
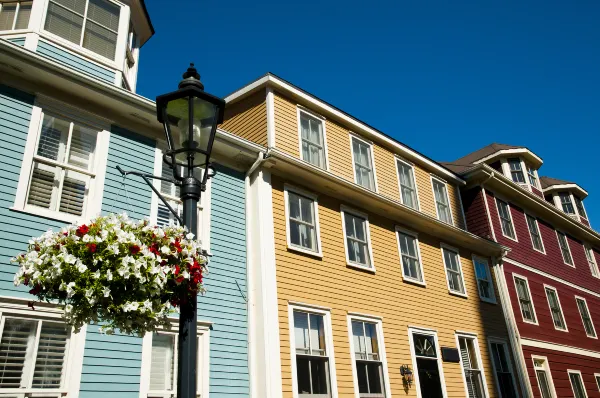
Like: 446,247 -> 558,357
68,124 -> 96,170
536,370 -> 553,398
413,334 -> 437,358
45,2 -> 84,45
0,318 -> 37,388
296,356 -> 329,396
86,0 -> 119,31
356,361 -> 383,395
83,20 -> 118,59
149,333 -> 175,391
575,197 -> 587,218
59,170 -> 88,216
38,115 -> 70,162
32,322 -> 69,388
398,162 -> 417,209
0,3 -> 16,31
294,311 -> 310,354
27,162 -> 58,210
14,2 -> 31,29
309,314 -> 326,355
560,192 -> 575,214
570,373 -> 587,398
508,158 -> 525,183
52,0 -> 86,14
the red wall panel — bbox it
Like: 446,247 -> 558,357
531,186 -> 544,199
461,187 -> 493,240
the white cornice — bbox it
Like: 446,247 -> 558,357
473,148 -> 543,168
521,338 -> 600,359
542,183 -> 588,198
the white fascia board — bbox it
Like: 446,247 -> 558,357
542,184 -> 588,198
473,148 -> 544,168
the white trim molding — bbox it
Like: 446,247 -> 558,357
568,369 -> 589,398
531,355 -> 557,398
266,86 -> 276,147
543,284 -> 568,332
522,338 -> 600,359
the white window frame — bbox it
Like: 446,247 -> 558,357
526,164 -> 540,189
543,285 -> 568,332
150,145 -> 211,254
0,1 -> 32,31
512,273 -> 538,325
408,326 -> 448,398
430,175 -> 454,225
487,338 -> 519,398
584,245 -> 599,279
394,157 -> 420,210
455,331 -> 491,398
138,318 -> 211,398
532,355 -> 557,398
288,302 -> 338,398
340,205 -> 375,272
297,107 -> 329,171
13,98 -> 110,224
472,255 -> 496,304
568,369 -> 589,398
0,299 -> 87,397
283,184 -> 323,257
594,373 -> 600,392
575,296 -> 597,339
349,134 -> 378,192
555,231 -> 574,267
495,197 -> 518,242
440,243 -> 468,298
347,313 -> 391,398
524,213 -> 546,254
574,196 -> 588,220
39,0 -> 130,68
504,157 -> 527,185
395,226 -> 426,286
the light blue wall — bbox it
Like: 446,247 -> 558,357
36,40 -> 116,83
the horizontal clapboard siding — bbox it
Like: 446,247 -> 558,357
36,40 -> 115,83
201,165 -> 249,397
220,91 -> 267,146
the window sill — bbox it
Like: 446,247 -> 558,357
532,248 -> 546,255
563,262 -> 576,268
347,263 -> 376,273
522,319 -> 539,326
402,277 -> 426,287
448,290 -> 468,299
585,334 -> 598,340
287,244 -> 323,258
479,297 -> 497,305
501,233 -> 519,243
553,327 -> 569,333
10,206 -> 80,224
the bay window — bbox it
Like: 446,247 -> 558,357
575,196 -> 587,219
559,192 -> 576,215
0,1 -> 31,30
527,165 -> 538,188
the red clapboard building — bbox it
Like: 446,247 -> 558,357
444,144 -> 600,398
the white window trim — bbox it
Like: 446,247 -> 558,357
440,243 -> 468,298
532,355 -> 557,398
543,284 -> 568,332
555,230 -> 574,267
0,299 -> 87,398
430,175 -> 454,226
394,156 -> 421,211
526,163 -> 541,190
12,99 -> 110,224
138,318 -> 211,398
501,157 -> 530,191
349,133 -> 378,193
472,255 -> 496,304
512,273 -> 539,325
150,145 -> 211,254
288,303 -> 339,398
495,197 -> 518,242
524,213 -> 546,254
455,332 -> 491,398
283,184 -> 323,257
347,313 -> 392,398
408,326 -> 448,398
575,196 -> 588,221
575,295 -> 597,339
568,369 -> 589,398
395,226 -> 426,287
594,373 -> 600,392
296,107 -> 329,171
584,245 -> 600,279
340,205 -> 375,273
487,338 -> 519,398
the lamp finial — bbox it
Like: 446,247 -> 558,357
179,63 -> 204,90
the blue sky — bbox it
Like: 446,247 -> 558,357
137,0 -> 600,224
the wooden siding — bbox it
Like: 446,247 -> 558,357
273,93 -> 300,157
220,91 -> 267,146
272,175 -> 514,398
372,144 -> 399,200
325,119 -> 354,181
414,166 -> 437,217
462,187 -> 493,240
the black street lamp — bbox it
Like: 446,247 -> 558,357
156,64 -> 225,398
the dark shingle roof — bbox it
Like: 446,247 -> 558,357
452,143 -> 521,165
540,176 -> 575,189
439,162 -> 477,174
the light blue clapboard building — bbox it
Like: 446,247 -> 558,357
0,1 -> 265,396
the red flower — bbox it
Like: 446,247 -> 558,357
190,258 -> 200,272
149,243 -> 160,256
172,240 -> 182,253
130,245 -> 140,255
174,265 -> 181,276
76,225 -> 89,236
193,273 -> 202,284
87,243 -> 97,253
176,275 -> 185,284
63,231 -> 69,237
29,284 -> 41,295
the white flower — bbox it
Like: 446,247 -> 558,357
160,246 -> 170,255
123,301 -> 139,312
143,300 -> 153,312
82,234 -> 92,243
186,232 -> 195,240
103,287 -> 111,298
93,270 -> 101,279
106,269 -> 113,281
76,260 -> 87,273
63,254 -> 76,264
66,282 -> 76,298
65,304 -> 73,313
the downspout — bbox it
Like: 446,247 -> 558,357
246,149 -> 270,178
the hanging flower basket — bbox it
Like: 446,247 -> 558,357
11,213 -> 207,336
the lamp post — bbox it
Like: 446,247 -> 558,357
156,64 -> 225,398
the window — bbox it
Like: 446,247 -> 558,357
442,245 -> 466,296
291,308 -> 334,397
575,196 -> 587,219
473,256 -> 495,303
140,322 -> 210,398
533,357 -> 556,398
350,318 -> 388,398
496,199 -> 516,240
595,374 -> 600,392
285,186 -> 321,256
513,275 -> 537,324
556,231 -> 573,266
341,207 -> 373,270
544,286 -> 567,331
559,192 -> 576,215
507,158 -> 525,184
457,334 -> 488,398
351,136 -> 375,191
299,110 -> 327,169
44,0 -> 121,60
0,316 -> 70,393
409,328 -> 445,398
568,370 -> 588,398
575,297 -> 596,338
432,178 -> 452,224
489,341 -> 518,398
0,1 -> 31,30
527,165 -> 538,188
396,159 -> 418,209
584,246 -> 599,278
525,215 -> 544,253
396,228 -> 424,284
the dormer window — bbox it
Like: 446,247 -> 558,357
44,0 -> 121,60
574,196 -> 587,219
507,158 -> 525,184
527,165 -> 538,188
0,1 -> 31,31
558,192 -> 576,215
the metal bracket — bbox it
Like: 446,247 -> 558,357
116,165 -> 184,225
